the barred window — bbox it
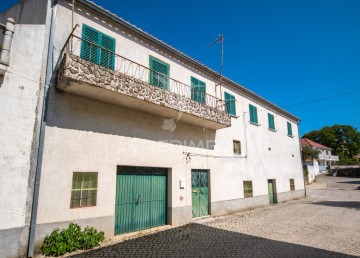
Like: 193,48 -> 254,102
71,172 -> 98,208
243,181 -> 253,198
233,140 -> 241,154
290,179 -> 295,191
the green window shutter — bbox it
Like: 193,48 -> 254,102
268,113 -> 275,130
100,34 -> 115,70
191,77 -> 206,104
81,25 -> 100,64
224,92 -> 236,116
249,104 -> 258,124
287,122 -> 293,136
149,56 -> 170,90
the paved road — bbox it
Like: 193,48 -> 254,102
69,176 -> 360,257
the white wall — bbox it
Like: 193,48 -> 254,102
0,24 -> 47,230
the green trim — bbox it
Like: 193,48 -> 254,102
249,104 -> 258,124
190,76 -> 206,104
149,56 -> 170,89
224,92 -> 236,116
287,122 -> 293,137
268,113 -> 275,130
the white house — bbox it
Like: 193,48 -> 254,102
0,0 -> 305,257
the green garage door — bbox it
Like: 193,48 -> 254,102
115,166 -> 167,235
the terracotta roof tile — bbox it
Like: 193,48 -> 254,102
300,138 -> 332,151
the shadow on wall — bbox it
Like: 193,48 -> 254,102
311,201 -> 360,210
46,87 -> 216,149
68,223 -> 356,257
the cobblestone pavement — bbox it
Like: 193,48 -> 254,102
69,176 -> 360,257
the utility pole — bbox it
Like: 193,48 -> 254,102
209,34 -> 224,100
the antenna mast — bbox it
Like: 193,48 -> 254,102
209,34 -> 224,100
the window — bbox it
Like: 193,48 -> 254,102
249,104 -> 258,124
243,181 -> 253,198
268,113 -> 275,131
191,76 -> 206,104
290,179 -> 295,191
81,24 -> 115,70
149,56 -> 170,89
71,172 -> 98,208
287,122 -> 293,137
233,140 -> 241,154
224,92 -> 236,116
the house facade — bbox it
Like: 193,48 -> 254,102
0,0 -> 304,257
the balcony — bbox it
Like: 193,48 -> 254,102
318,154 -> 339,161
57,34 -> 231,129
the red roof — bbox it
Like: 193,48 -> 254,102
300,138 -> 332,151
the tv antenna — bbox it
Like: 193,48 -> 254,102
209,34 -> 224,100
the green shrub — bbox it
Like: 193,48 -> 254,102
41,223 -> 105,257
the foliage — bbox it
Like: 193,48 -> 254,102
41,223 -> 104,257
301,146 -> 320,161
303,124 -> 360,161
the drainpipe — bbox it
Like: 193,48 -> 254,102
0,18 -> 15,76
27,0 -> 57,256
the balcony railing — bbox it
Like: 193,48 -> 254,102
318,154 -> 339,161
61,33 -> 226,112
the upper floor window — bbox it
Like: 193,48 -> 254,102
249,104 -> 258,124
191,76 -> 206,104
81,24 -> 115,70
268,113 -> 275,131
224,92 -> 236,116
287,122 -> 293,137
149,56 -> 170,90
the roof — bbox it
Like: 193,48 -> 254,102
300,138 -> 332,151
76,0 -> 300,123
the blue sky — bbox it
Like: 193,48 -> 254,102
2,0 -> 360,135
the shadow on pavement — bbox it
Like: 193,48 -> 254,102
337,181 -> 360,185
311,201 -> 360,210
69,223 -> 355,257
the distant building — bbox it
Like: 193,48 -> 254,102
301,138 -> 339,176
0,0 -> 304,257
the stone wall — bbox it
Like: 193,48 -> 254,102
57,54 -> 231,127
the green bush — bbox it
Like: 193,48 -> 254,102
41,223 -> 105,257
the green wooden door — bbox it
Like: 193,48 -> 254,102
268,179 -> 277,204
115,167 -> 167,235
192,170 -> 209,218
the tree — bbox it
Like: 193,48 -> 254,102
303,124 -> 360,161
302,146 -> 320,161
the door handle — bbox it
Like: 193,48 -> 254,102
136,195 -> 141,205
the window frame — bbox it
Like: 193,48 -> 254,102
224,92 -> 236,116
233,140 -> 241,155
268,113 -> 275,131
70,172 -> 98,209
287,122 -> 293,137
243,181 -> 253,198
190,76 -> 206,104
290,179 -> 295,191
149,56 -> 170,90
80,24 -> 115,70
249,104 -> 259,125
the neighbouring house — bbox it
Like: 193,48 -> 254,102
0,0 -> 304,257
301,138 -> 339,182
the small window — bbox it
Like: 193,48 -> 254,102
249,104 -> 258,124
290,179 -> 295,191
268,113 -> 275,131
224,92 -> 236,116
233,140 -> 241,154
149,56 -> 170,89
243,181 -> 253,198
71,172 -> 98,208
191,76 -> 206,104
287,122 -> 293,137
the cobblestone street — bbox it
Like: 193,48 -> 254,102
69,176 -> 360,257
